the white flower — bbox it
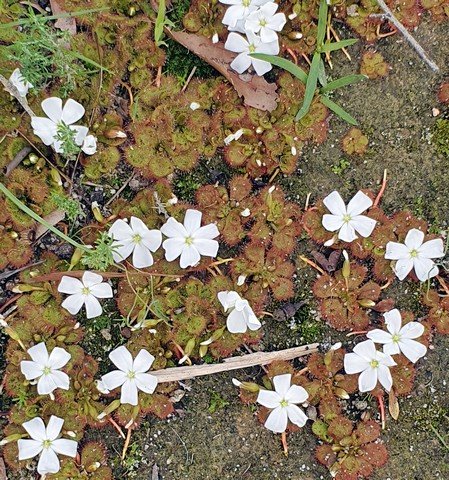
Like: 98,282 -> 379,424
58,271 -> 113,319
18,416 -> 77,475
9,68 -> 33,97
160,209 -> 220,268
257,373 -> 309,433
20,342 -> 71,396
367,309 -> 427,363
81,134 -> 97,155
344,339 -> 396,392
240,208 -> 251,217
31,97 -> 89,153
108,216 -> 162,268
245,3 -> 287,43
385,228 -> 444,282
224,128 -> 245,145
189,102 -> 201,110
100,346 -> 158,406
224,31 -> 279,76
322,190 -> 376,243
217,291 -> 261,333
220,0 -> 269,27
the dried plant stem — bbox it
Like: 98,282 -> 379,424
0,74 -> 35,117
373,0 -> 439,72
374,169 -> 388,207
152,343 -> 319,383
281,431 -> 289,455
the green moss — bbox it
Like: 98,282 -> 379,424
432,119 -> 449,157
173,171 -> 202,202
208,391 -> 229,413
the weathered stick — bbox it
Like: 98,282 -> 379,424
0,74 -> 35,117
152,343 -> 319,383
373,0 -> 439,73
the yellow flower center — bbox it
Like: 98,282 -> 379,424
280,399 -> 289,408
185,236 -> 194,246
42,439 -> 52,449
410,249 -> 418,258
342,214 -> 352,223
259,19 -> 267,26
42,366 -> 52,375
127,370 -> 136,379
370,359 -> 379,368
82,287 -> 91,295
132,233 -> 142,244
392,333 -> 401,343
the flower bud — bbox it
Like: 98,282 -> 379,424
358,299 -> 376,308
105,128 -> 127,139
287,31 -> 303,40
50,168 -> 63,186
91,201 -> 104,223
342,250 -> 350,279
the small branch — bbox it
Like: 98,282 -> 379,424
151,344 -> 319,383
4,146 -> 32,177
373,0 -> 439,72
0,74 -> 35,117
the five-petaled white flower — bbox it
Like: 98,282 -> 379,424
58,271 -> 113,319
30,97 -> 96,155
20,342 -> 71,396
367,309 -> 427,363
108,216 -> 162,268
9,68 -> 33,97
220,0 -> 269,28
18,416 -> 77,475
385,228 -> 444,282
257,373 -> 309,433
100,346 -> 158,406
245,3 -> 286,43
160,209 -> 220,269
225,31 -> 279,76
217,291 -> 261,334
344,339 -> 396,392
322,190 -> 376,243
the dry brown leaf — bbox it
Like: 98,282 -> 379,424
34,209 -> 66,240
167,30 -> 278,112
50,0 -> 77,34
388,389 -> 400,420
0,457 -> 6,480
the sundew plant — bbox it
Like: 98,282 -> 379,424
0,0 -> 448,479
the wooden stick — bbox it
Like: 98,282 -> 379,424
151,344 -> 319,383
373,0 -> 439,72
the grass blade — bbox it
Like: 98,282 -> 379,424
70,51 -> 113,75
320,74 -> 366,93
0,7 -> 110,29
295,52 -> 321,121
317,0 -> 328,46
321,39 -> 358,53
318,58 -> 327,87
155,0 -> 166,46
250,53 -> 308,83
320,96 -> 358,125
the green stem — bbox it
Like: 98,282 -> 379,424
0,182 -> 89,252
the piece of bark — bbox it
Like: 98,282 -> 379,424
167,30 -> 278,112
4,146 -> 32,177
151,343 -> 319,383
0,458 -> 6,480
50,0 -> 77,34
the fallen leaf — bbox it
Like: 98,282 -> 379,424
50,0 -> 77,34
388,389 -> 400,420
167,30 -> 278,112
33,209 -> 66,240
0,457 -> 6,480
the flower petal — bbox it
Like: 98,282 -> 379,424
384,242 -> 409,260
286,404 -> 308,427
225,32 -> 249,54
257,389 -> 281,408
51,439 -> 78,458
141,230 -> 163,252
217,291 -> 241,310
120,379 -> 139,405
109,346 -> 133,372
101,370 -> 127,391
20,360 -> 43,380
419,238 -> 444,259
353,340 -> 377,360
285,385 -> 308,404
27,342 -> 49,364
133,349 -> 155,373
58,276 -> 83,294
45,416 -> 64,441
404,228 -> 425,250
179,245 -> 201,268
132,243 -> 154,268
71,125 -> 89,146
160,217 -> 188,239
184,209 -> 203,234
323,191 -> 347,216
351,215 -> 376,238
37,373 -> 60,395
37,447 -> 60,474
413,257 -> 438,282
264,406 -> 288,433
194,238 -> 219,258
322,214 -> 345,232
358,367 -> 378,392
135,373 -> 158,394
84,295 -> 103,319
61,99 -> 85,125
400,321 -> 424,339
377,351 -> 396,367
230,52 -> 252,74
61,293 -> 85,315
109,219 -> 133,240
23,417 -> 47,441
222,5 -> 246,27
31,117 -> 58,145
377,364 -> 393,392
162,238 -> 185,262
41,97 -> 63,122
82,271 -> 104,287
112,239 -> 135,263
383,309 -> 402,334
393,257 -> 414,281
344,352 -> 368,374
195,223 -> 220,240
48,347 -> 71,370
347,191 -> 373,216
18,439 -> 42,460
399,339 -> 427,363
226,308 -> 248,333
337,222 -> 357,243
251,57 -> 272,76
383,342 -> 401,356
366,329 -> 392,345
90,282 -> 113,299
272,373 -> 292,397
